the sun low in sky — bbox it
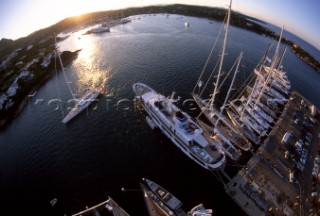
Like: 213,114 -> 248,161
0,0 -> 319,50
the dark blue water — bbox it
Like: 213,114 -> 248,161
0,14 -> 320,216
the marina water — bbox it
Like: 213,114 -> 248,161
0,14 -> 319,216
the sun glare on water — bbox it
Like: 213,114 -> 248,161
71,36 -> 111,94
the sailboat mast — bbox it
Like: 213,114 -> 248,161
215,51 -> 242,128
54,36 -> 76,100
209,0 -> 232,111
254,27 -> 284,106
271,26 -> 284,65
276,46 -> 287,69
254,57 -> 277,107
248,45 -> 271,108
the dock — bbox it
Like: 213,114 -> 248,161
225,91 -> 320,216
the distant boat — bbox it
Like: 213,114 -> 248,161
120,18 -> 131,24
184,22 -> 189,28
54,36 -> 102,124
84,25 -> 110,35
50,198 -> 57,207
71,196 -> 129,216
90,26 -> 110,34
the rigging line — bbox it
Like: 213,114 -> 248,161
231,44 -> 272,104
212,58 -> 239,107
215,52 -> 240,97
215,52 -> 243,128
252,45 -> 273,109
226,162 -> 246,168
199,56 -> 221,97
54,36 -> 77,101
276,46 -> 287,69
230,72 -> 255,101
211,171 -> 227,186
192,14 -> 227,94
232,81 -> 246,97
227,158 -> 247,165
54,51 -> 65,117
230,64 -> 258,102
271,26 -> 284,65
195,58 -> 221,119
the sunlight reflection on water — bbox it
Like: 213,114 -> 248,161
67,36 -> 112,96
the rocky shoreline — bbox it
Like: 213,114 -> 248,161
0,50 -> 80,130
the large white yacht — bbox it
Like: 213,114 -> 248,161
133,83 -> 226,171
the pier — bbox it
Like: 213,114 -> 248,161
225,91 -> 320,216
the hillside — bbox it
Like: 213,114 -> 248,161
1,4 -> 319,72
0,4 -> 319,130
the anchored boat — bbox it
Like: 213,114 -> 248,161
141,178 -> 212,216
54,36 -> 102,124
61,87 -> 102,124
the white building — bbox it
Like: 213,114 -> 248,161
41,53 -> 52,68
6,82 -> 18,97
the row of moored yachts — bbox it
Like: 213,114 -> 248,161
133,2 -> 291,171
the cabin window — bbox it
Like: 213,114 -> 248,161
175,111 -> 187,122
154,101 -> 164,110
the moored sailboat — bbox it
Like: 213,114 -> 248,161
54,36 -> 102,124
191,0 -> 251,151
226,26 -> 291,145
61,87 -> 102,123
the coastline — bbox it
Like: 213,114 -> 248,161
0,5 -> 319,130
0,50 -> 80,131
1,5 -> 319,72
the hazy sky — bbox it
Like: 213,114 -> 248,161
0,0 -> 319,50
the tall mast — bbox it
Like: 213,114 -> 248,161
54,35 -> 76,100
276,46 -> 287,69
271,26 -> 284,65
247,45 -> 271,108
215,51 -> 242,128
254,27 -> 284,108
209,0 -> 232,112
